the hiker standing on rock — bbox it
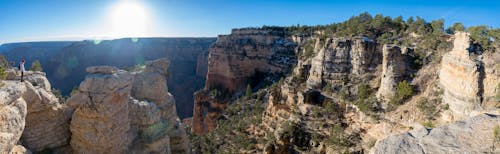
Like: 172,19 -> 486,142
20,58 -> 25,82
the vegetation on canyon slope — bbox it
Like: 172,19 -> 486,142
189,12 -> 500,153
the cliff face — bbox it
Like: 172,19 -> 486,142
192,29 -> 297,135
205,29 -> 296,94
307,37 -> 379,91
376,45 -> 410,102
439,32 -> 499,120
68,66 -> 134,153
67,59 -> 190,153
0,70 -> 70,153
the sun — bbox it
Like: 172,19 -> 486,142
109,1 -> 150,38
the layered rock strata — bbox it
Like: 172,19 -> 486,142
68,66 -> 134,153
19,72 -> 70,152
307,37 -> 378,90
439,32 -> 484,120
67,58 -> 190,153
193,28 -> 296,134
130,58 -> 190,154
376,45 -> 409,102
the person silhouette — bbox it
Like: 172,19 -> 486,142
20,59 -> 25,82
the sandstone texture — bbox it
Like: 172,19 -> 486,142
67,59 -> 190,153
307,37 -> 377,90
193,28 -> 296,135
20,73 -> 70,152
439,32 -> 488,120
205,28 -> 296,94
130,58 -> 190,154
0,81 -> 27,153
376,44 -> 409,102
68,66 -> 134,153
371,113 -> 500,154
0,70 -> 70,153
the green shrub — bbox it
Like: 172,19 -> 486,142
422,120 -> 434,128
494,125 -> 500,141
245,84 -> 252,98
357,84 -> 371,100
416,98 -> 437,120
390,80 -> 414,106
0,66 -> 6,80
327,124 -> 349,147
30,60 -> 43,72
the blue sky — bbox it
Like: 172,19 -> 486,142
0,0 -> 499,43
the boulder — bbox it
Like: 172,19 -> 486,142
0,81 -> 27,153
69,68 -> 133,154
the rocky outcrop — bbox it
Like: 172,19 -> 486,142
376,45 -> 409,102
67,58 -> 190,153
205,28 -> 296,94
68,67 -> 134,153
130,58 -> 190,154
193,28 -> 296,134
307,37 -> 378,90
19,72 -> 70,152
371,113 -> 500,154
439,32 -> 500,120
0,71 -> 70,153
0,81 -> 27,153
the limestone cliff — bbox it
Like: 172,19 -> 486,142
439,32 -> 499,120
67,66 -> 134,153
307,37 -> 378,91
67,58 -> 190,153
192,28 -> 297,135
376,45 -> 410,102
18,72 -> 70,152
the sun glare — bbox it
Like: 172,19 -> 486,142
109,1 -> 150,38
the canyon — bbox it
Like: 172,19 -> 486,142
0,58 -> 191,153
190,25 -> 499,153
0,13 -> 499,154
0,38 -> 216,119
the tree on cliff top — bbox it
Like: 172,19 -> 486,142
30,60 -> 43,71
245,84 -> 252,98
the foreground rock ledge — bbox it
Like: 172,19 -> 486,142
371,113 -> 500,154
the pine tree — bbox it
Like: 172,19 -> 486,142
245,84 -> 252,98
30,60 -> 43,71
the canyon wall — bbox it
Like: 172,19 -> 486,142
0,38 -> 216,118
438,32 -> 497,120
192,28 -> 297,134
376,45 -> 410,102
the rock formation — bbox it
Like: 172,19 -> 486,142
371,113 -> 500,154
67,58 -> 190,153
439,32 -> 488,120
19,72 -> 70,152
0,71 -> 70,153
0,81 -> 28,153
68,66 -> 134,153
192,28 -> 297,134
307,37 -> 378,91
376,45 -> 409,102
205,28 -> 296,94
130,58 -> 190,153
